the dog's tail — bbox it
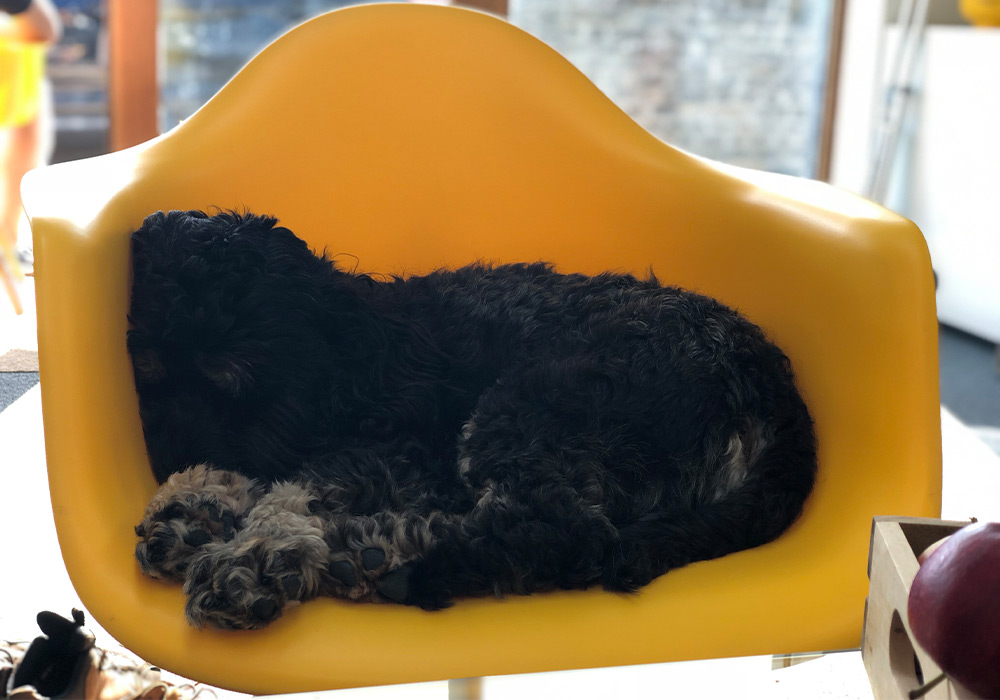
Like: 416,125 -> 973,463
604,412 -> 817,592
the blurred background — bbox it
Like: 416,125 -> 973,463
3,0 -> 999,442
47,0 -> 842,173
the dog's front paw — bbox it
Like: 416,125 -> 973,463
374,562 -> 453,611
135,466 -> 261,581
183,530 -> 329,630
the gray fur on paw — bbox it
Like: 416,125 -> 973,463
183,530 -> 329,630
135,465 -> 262,582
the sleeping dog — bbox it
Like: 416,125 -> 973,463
128,210 -> 816,629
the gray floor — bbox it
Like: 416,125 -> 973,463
939,324 -> 1000,429
0,372 -> 39,412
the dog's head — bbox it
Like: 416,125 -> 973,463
127,210 -> 338,482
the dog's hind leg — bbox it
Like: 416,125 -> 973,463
376,459 -> 810,609
601,423 -> 816,592
134,464 -> 264,581
602,474 -> 810,592
357,362 -> 639,609
182,480 -> 330,629
365,476 -> 619,610
308,483 -> 614,610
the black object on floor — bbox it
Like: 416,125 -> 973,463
10,609 -> 96,698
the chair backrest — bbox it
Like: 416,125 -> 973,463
21,4 -> 941,693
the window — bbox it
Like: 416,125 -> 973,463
50,0 -> 107,162
510,0 -> 842,179
160,0 -> 366,130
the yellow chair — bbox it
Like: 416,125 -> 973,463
22,4 -> 941,694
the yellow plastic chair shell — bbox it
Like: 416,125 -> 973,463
22,4 -> 941,694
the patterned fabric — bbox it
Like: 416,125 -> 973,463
2,611 -> 214,700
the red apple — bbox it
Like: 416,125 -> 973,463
908,521 -> 1000,698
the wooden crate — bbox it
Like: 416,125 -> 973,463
862,516 -> 984,699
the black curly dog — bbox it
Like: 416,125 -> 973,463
127,210 -> 816,629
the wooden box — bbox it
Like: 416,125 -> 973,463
862,516 -> 983,699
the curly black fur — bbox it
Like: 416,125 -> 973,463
127,209 -> 816,628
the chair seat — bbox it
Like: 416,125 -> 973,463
21,4 -> 941,694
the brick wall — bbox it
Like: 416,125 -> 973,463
509,0 -> 835,177
160,0 -> 834,178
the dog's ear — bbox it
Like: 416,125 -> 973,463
194,351 -> 254,397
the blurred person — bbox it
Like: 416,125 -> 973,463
0,0 -> 60,277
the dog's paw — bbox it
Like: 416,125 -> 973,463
327,545 -> 385,581
375,562 -> 453,611
323,543 -> 396,600
322,513 -> 433,602
183,530 -> 329,630
135,466 -> 261,581
325,555 -> 450,610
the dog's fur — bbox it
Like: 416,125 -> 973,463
128,210 -> 817,629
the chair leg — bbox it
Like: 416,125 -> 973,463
448,677 -> 483,700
